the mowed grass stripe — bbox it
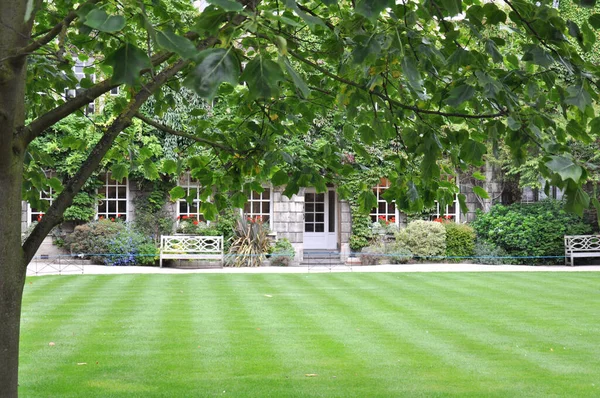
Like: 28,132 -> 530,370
288,274 -> 452,397
21,276 -> 98,328
233,273 -> 370,397
182,275 -> 237,394
441,273 -> 600,338
364,273 -> 600,395
312,273 -> 532,396
265,273 -> 430,397
367,274 -> 588,378
19,275 -> 141,396
62,274 -> 179,396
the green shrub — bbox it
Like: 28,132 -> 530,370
270,238 -> 295,267
472,200 -> 592,264
384,242 -> 413,264
395,220 -> 446,260
66,219 -> 158,266
474,241 -> 511,265
66,219 -> 126,263
444,222 -> 476,261
360,243 -> 385,265
133,189 -> 174,244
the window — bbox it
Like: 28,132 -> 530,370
430,198 -> 459,222
97,173 -> 128,220
177,174 -> 205,221
65,60 -> 95,115
522,184 -> 564,204
370,179 -> 397,224
244,188 -> 271,223
110,87 -> 120,95
28,188 -> 54,226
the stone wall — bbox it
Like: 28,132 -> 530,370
271,187 -> 305,263
339,200 -> 351,261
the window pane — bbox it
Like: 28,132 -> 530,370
108,201 -> 116,212
306,213 -> 314,222
244,203 -> 251,213
253,202 -> 260,213
262,189 -> 270,199
118,187 -> 126,198
329,192 -> 335,233
316,203 -> 324,213
263,215 -> 270,223
305,223 -> 314,232
316,213 -> 324,222
118,201 -> 127,213
305,203 -> 314,213
378,202 -> 386,213
262,202 -> 270,213
107,186 -> 117,198
315,223 -> 324,232
305,193 -> 314,202
316,193 -> 324,202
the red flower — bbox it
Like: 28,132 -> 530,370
193,220 -> 199,225
444,215 -> 452,219
99,216 -> 104,220
110,217 -> 115,221
37,214 -> 43,221
182,215 -> 189,220
433,217 -> 443,223
117,213 -> 121,218
177,216 -> 180,220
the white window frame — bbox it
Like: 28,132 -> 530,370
431,197 -> 460,223
243,187 -> 273,223
27,188 -> 54,226
176,173 -> 205,222
370,179 -> 400,225
96,173 -> 128,221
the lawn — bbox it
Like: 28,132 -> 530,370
19,272 -> 600,397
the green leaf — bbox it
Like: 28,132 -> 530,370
357,190 -> 377,213
186,48 -> 240,100
281,56 -> 310,98
459,139 -> 487,166
565,187 -> 589,217
458,193 -> 468,214
84,9 -> 125,32
440,0 -> 462,17
200,202 -> 218,221
589,14 -> 600,29
142,159 -> 159,180
103,43 -> 151,86
111,163 -> 128,182
207,0 -> 243,12
545,155 -> 583,182
162,159 -> 177,174
193,5 -> 229,34
566,119 -> 592,143
271,170 -> 289,186
401,56 -> 423,96
472,186 -> 490,199
565,83 -> 592,112
522,45 -> 554,67
240,56 -> 285,100
47,177 -> 63,193
446,84 -> 475,107
472,171 -> 486,181
230,192 -> 247,208
576,0 -> 597,8
356,0 -> 393,20
156,29 -> 198,60
283,0 -> 327,29
591,197 -> 600,228
485,39 -> 503,63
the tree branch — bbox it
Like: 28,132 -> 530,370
134,112 -> 234,152
22,56 -> 196,263
17,0 -> 102,56
16,47 -> 181,145
287,49 -> 508,120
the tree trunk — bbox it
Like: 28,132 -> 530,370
0,1 -> 33,395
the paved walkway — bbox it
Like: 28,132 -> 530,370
26,262 -> 600,276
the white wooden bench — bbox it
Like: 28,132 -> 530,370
564,235 -> 600,266
160,235 -> 224,268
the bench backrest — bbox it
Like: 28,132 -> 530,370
564,235 -> 600,252
161,235 -> 223,253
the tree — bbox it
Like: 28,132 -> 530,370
2,0 -> 600,395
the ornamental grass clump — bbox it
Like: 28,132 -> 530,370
226,216 -> 271,267
395,220 -> 446,260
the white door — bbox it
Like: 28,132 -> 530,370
304,189 -> 337,250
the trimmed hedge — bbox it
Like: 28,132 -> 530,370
396,220 -> 446,260
444,222 -> 476,260
472,200 -> 592,264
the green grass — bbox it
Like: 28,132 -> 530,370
19,273 -> 600,397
